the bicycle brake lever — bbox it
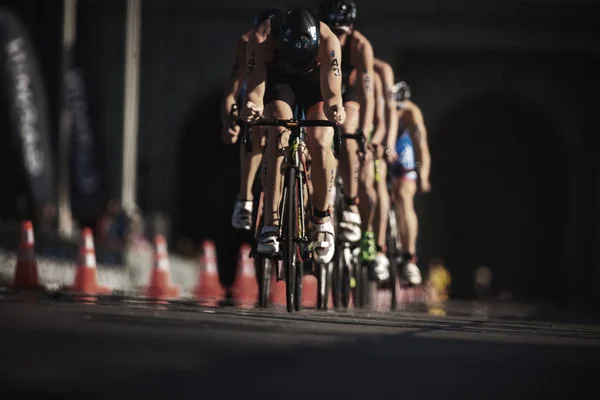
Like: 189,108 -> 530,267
358,133 -> 367,155
229,104 -> 239,131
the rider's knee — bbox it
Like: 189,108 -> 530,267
307,128 -> 333,154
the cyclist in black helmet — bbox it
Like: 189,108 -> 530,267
315,0 -> 376,254
241,8 -> 346,265
221,7 -> 286,232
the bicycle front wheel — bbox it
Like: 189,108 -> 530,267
283,167 -> 297,313
256,255 -> 272,308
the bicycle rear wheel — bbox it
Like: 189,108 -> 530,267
387,208 -> 399,310
357,261 -> 375,310
283,167 -> 297,313
294,255 -> 303,311
340,248 -> 352,309
316,262 -> 331,310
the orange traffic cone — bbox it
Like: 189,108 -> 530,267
194,240 -> 224,306
65,228 -> 111,298
231,243 -> 258,308
12,220 -> 42,290
144,235 -> 180,301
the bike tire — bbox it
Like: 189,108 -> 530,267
359,261 -> 375,310
294,256 -> 303,311
352,258 -> 361,309
256,255 -> 272,308
331,253 -> 341,309
387,209 -> 399,310
341,249 -> 351,309
283,168 -> 297,313
316,262 -> 332,310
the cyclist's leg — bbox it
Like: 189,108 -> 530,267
372,160 -> 391,281
358,143 -> 377,263
391,133 -> 422,285
232,125 -> 265,230
337,95 -> 362,243
305,101 -> 336,264
358,130 -> 376,232
256,72 -> 295,256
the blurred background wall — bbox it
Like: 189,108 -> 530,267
0,0 -> 598,304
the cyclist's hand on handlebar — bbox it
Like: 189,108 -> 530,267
324,102 -> 346,125
242,101 -> 263,122
360,146 -> 373,163
221,124 -> 240,144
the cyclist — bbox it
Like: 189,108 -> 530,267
356,57 -> 399,282
366,57 -> 398,282
221,7 -> 286,231
241,8 -> 346,265
389,80 -> 432,286
315,0 -> 375,246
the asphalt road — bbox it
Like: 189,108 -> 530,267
1,292 -> 600,400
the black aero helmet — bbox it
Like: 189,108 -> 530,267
276,8 -> 320,74
253,6 -> 287,29
316,0 -> 357,28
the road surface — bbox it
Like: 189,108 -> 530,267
1,291 -> 599,399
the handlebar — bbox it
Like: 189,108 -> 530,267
231,105 -> 365,156
227,104 -> 250,151
229,104 -> 239,130
244,118 -> 343,158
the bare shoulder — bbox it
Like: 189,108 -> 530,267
255,19 -> 274,42
374,57 -> 392,72
352,30 -> 373,53
317,23 -> 340,60
319,22 -> 336,43
236,33 -> 249,51
406,100 -> 423,119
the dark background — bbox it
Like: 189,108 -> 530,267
0,0 -> 599,305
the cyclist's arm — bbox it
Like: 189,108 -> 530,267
221,36 -> 247,124
245,30 -> 268,110
370,71 -> 386,145
373,58 -> 398,152
406,105 -> 431,181
353,35 -> 375,136
318,23 -> 344,107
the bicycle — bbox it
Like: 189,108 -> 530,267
327,131 -> 368,310
384,161 -> 420,310
243,117 -> 343,313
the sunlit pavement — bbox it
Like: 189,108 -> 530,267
1,289 -> 599,399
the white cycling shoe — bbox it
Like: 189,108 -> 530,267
257,225 -> 280,256
311,219 -> 335,264
338,210 -> 362,243
231,200 -> 253,231
401,262 -> 422,286
373,253 -> 390,282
